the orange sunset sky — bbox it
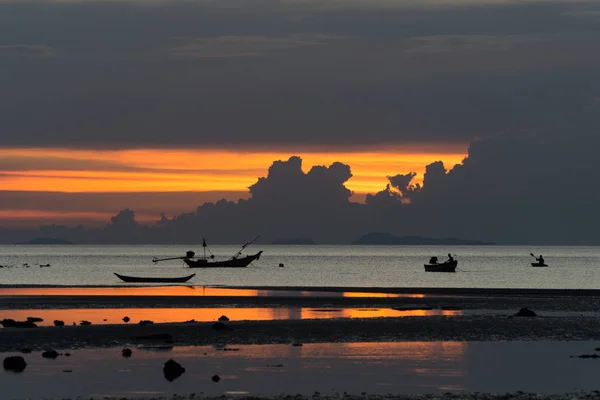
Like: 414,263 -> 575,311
0,146 -> 467,226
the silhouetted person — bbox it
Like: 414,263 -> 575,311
429,256 -> 438,264
446,253 -> 454,263
536,255 -> 545,265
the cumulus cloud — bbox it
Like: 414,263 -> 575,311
4,129 -> 600,245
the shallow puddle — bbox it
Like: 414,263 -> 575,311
2,341 -> 600,399
1,307 -> 462,326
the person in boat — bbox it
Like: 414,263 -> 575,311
446,253 -> 454,263
536,255 -> 545,265
428,256 -> 438,264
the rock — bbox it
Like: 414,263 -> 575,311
183,319 -> 197,324
3,356 -> 27,372
163,359 -> 185,381
1,319 -> 37,328
211,322 -> 231,331
514,308 -> 537,317
578,354 -> 600,359
42,350 -> 59,359
20,348 -> 32,354
54,320 -> 65,326
64,353 -> 71,357
80,320 -> 91,325
62,369 -> 72,373
27,317 -> 43,322
122,316 -> 130,323
292,343 -> 303,347
212,374 -> 221,382
218,315 -> 229,322
139,320 -> 154,326
133,333 -> 174,343
122,348 -> 132,357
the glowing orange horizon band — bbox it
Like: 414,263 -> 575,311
0,147 -> 467,194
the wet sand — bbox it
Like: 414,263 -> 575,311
3,286 -> 600,399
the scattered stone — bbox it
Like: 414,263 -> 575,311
139,320 -> 154,326
122,316 -> 130,323
3,356 -> 27,372
20,348 -> 32,354
122,348 -> 132,357
62,369 -> 72,373
218,315 -> 229,322
26,317 -> 43,322
514,308 -> 537,317
80,320 -> 91,326
163,359 -> 185,382
64,353 -> 71,357
42,350 -> 59,359
292,343 -> 303,347
211,322 -> 231,331
211,374 -> 221,382
53,320 -> 65,327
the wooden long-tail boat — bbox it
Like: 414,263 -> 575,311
114,273 -> 196,283
152,236 -> 262,269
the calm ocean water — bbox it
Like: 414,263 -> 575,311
0,245 -> 598,289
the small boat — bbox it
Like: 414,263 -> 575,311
531,263 -> 548,267
424,260 -> 458,272
114,273 -> 196,283
153,236 -> 262,269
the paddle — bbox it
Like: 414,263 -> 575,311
529,253 -> 536,258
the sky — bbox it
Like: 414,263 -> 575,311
1,0 -> 600,243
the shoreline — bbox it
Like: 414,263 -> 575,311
2,284 -> 600,296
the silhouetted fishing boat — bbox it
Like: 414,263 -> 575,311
152,236 -> 262,269
114,273 -> 196,283
424,260 -> 458,272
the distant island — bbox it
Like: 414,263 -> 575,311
271,237 -> 316,245
16,237 -> 75,245
353,233 -> 494,246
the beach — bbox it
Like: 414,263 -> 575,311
3,286 -> 600,399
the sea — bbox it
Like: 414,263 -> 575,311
0,244 -> 599,289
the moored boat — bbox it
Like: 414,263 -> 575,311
424,260 -> 458,272
153,236 -> 262,269
114,273 -> 196,283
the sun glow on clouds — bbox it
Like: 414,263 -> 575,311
0,148 -> 466,194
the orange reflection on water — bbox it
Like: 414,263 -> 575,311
343,292 -> 425,298
0,307 -> 463,326
0,286 -> 259,297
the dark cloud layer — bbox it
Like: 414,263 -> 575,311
3,127 -> 600,245
1,0 -> 599,149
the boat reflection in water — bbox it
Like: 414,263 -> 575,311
2,307 -> 463,327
